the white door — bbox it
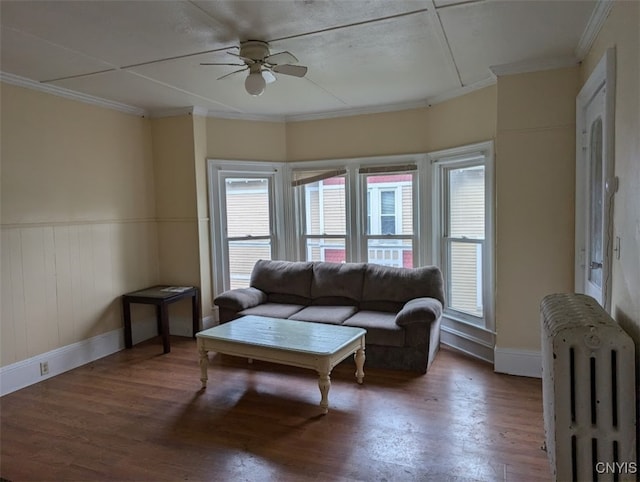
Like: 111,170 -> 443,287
576,49 -> 615,311
583,86 -> 606,304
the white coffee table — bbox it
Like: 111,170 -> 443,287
196,315 -> 366,414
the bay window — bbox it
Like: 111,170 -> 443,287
209,142 -> 494,360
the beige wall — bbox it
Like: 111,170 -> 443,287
581,1 -> 640,353
193,115 -> 213,323
206,117 -> 286,161
286,85 -> 497,160
494,67 -> 579,351
1,83 -> 158,367
150,115 -> 211,326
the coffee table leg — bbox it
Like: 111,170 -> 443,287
355,348 -> 365,384
198,342 -> 208,389
318,372 -> 331,414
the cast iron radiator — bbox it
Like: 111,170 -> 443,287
541,293 -> 636,482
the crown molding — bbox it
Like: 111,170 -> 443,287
149,106 -> 210,119
490,55 -> 579,77
283,99 -> 431,123
204,109 -> 286,123
575,0 -> 614,60
0,71 -> 147,117
284,77 -> 497,123
426,76 -> 496,105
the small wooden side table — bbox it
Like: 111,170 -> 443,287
122,285 -> 201,353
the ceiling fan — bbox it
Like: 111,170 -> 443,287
201,40 -> 308,96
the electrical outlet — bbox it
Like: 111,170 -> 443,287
40,361 -> 49,376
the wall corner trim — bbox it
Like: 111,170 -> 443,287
494,347 -> 542,378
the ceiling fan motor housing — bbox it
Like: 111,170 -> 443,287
240,40 -> 270,62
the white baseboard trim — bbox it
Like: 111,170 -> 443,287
494,347 -> 542,378
440,325 -> 494,364
201,315 -> 216,330
0,313 -> 213,397
0,328 -> 126,397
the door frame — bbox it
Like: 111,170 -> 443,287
575,47 -> 616,312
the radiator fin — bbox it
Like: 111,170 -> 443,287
541,293 -> 636,482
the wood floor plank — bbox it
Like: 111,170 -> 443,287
0,336 -> 551,481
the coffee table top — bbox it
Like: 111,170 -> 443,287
197,315 -> 366,356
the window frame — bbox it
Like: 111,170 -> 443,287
361,173 -> 416,268
289,156 -> 422,266
292,166 -> 349,263
207,159 -> 287,295
431,141 -> 495,332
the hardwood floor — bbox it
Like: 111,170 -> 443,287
1,337 -> 551,481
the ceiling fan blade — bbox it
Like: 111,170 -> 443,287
262,70 -> 276,84
227,51 -> 255,64
265,51 -> 298,65
201,62 -> 245,67
272,64 -> 307,77
216,67 -> 248,80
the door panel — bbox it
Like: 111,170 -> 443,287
583,87 -> 606,305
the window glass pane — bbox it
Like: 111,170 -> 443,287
381,191 -> 395,214
305,238 -> 346,263
302,177 -> 346,236
367,239 -> 413,268
589,117 -> 603,287
366,173 -> 413,235
366,191 -> 371,235
448,241 -> 483,318
225,178 -> 271,237
228,240 -> 271,289
381,217 -> 395,235
449,166 -> 484,239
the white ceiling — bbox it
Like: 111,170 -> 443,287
0,0 -> 601,120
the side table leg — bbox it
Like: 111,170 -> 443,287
198,342 -> 208,389
318,372 -> 331,415
355,348 -> 365,384
160,303 -> 170,354
123,298 -> 133,349
192,289 -> 201,338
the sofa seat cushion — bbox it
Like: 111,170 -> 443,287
239,303 -> 305,319
343,311 -> 405,347
288,306 -> 357,324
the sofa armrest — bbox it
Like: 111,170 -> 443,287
214,287 -> 267,312
395,297 -> 443,327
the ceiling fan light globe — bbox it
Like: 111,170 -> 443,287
245,72 -> 266,96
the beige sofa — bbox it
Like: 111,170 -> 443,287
214,259 -> 445,373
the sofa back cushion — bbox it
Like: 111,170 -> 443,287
361,264 -> 445,312
311,262 -> 366,306
250,259 -> 313,305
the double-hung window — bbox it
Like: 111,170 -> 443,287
208,161 -> 282,293
432,143 -> 494,331
361,165 -> 416,268
292,160 -> 417,266
292,169 -> 347,263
